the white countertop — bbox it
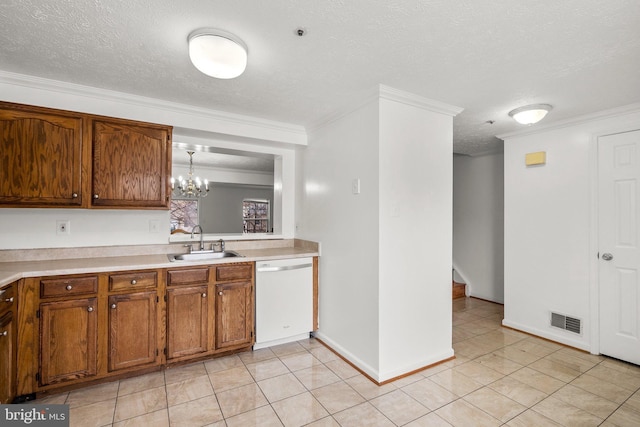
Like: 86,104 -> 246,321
0,246 -> 318,288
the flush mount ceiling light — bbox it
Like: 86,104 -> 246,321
188,29 -> 247,79
508,104 -> 553,125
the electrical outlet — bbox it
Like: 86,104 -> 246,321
56,220 -> 70,235
149,219 -> 160,233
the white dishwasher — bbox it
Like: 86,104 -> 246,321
254,257 -> 313,350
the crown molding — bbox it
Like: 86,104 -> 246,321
0,70 -> 307,145
378,85 -> 464,117
309,84 -> 463,132
497,102 -> 640,140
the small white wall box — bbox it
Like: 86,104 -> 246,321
525,151 -> 546,166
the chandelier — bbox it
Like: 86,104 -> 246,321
171,151 -> 209,198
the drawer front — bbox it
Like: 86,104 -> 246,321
167,268 -> 209,286
40,276 -> 98,298
0,285 -> 14,317
216,264 -> 253,282
109,271 -> 157,291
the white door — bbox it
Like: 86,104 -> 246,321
599,129 -> 640,365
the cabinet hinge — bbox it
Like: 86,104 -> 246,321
164,295 -> 167,302
36,310 -> 40,319
156,296 -> 159,303
250,331 -> 253,338
163,348 -> 167,355
156,349 -> 159,356
35,373 -> 40,382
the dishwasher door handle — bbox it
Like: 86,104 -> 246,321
257,263 -> 313,273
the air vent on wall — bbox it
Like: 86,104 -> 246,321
551,312 -> 582,334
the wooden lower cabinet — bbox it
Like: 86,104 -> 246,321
15,262 -> 256,396
166,285 -> 208,359
39,298 -> 98,386
0,311 -> 15,403
0,282 -> 16,403
215,281 -> 253,349
108,292 -> 158,371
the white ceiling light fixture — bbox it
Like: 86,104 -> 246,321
188,29 -> 248,79
508,104 -> 553,125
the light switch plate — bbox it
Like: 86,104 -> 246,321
352,178 -> 361,195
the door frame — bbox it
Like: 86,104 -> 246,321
589,125 -> 640,357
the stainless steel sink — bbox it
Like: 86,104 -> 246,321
168,250 -> 242,262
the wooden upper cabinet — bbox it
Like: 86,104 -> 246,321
0,103 -> 84,207
0,102 -> 172,209
91,119 -> 171,209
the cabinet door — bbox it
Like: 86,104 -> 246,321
0,105 -> 83,206
40,298 -> 97,386
0,312 -> 14,403
166,286 -> 208,359
108,292 -> 157,372
92,119 -> 170,208
215,281 -> 253,349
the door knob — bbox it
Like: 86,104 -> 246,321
602,253 -> 614,261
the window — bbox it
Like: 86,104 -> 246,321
243,199 -> 270,233
170,199 -> 199,233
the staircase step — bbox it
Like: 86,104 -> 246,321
452,281 -> 466,299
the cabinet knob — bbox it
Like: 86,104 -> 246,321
111,303 -> 117,309
72,193 -> 78,198
66,285 -> 73,291
218,291 -> 223,296
5,297 -> 14,303
131,279 -> 137,285
202,293 -> 207,298
87,306 -> 94,312
0,331 -> 7,337
93,194 -> 99,199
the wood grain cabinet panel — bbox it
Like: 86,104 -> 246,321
108,292 -> 157,371
39,298 -> 98,386
40,276 -> 98,298
0,282 -> 16,403
166,286 -> 208,359
91,119 -> 170,208
215,281 -> 253,349
167,268 -> 209,286
109,271 -> 157,292
0,311 -> 15,403
0,104 -> 83,207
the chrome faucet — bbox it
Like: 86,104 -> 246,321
218,238 -> 225,252
191,225 -> 205,251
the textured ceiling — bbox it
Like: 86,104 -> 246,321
0,0 -> 639,155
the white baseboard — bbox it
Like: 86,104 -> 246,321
253,332 -> 311,350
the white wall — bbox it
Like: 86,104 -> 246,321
378,96 -> 455,379
502,105 -> 640,352
453,153 -> 504,303
300,99 -> 382,376
0,72 -> 300,249
300,86 -> 460,381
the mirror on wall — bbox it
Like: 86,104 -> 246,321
170,142 -> 275,236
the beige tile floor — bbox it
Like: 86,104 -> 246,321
35,297 -> 640,426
